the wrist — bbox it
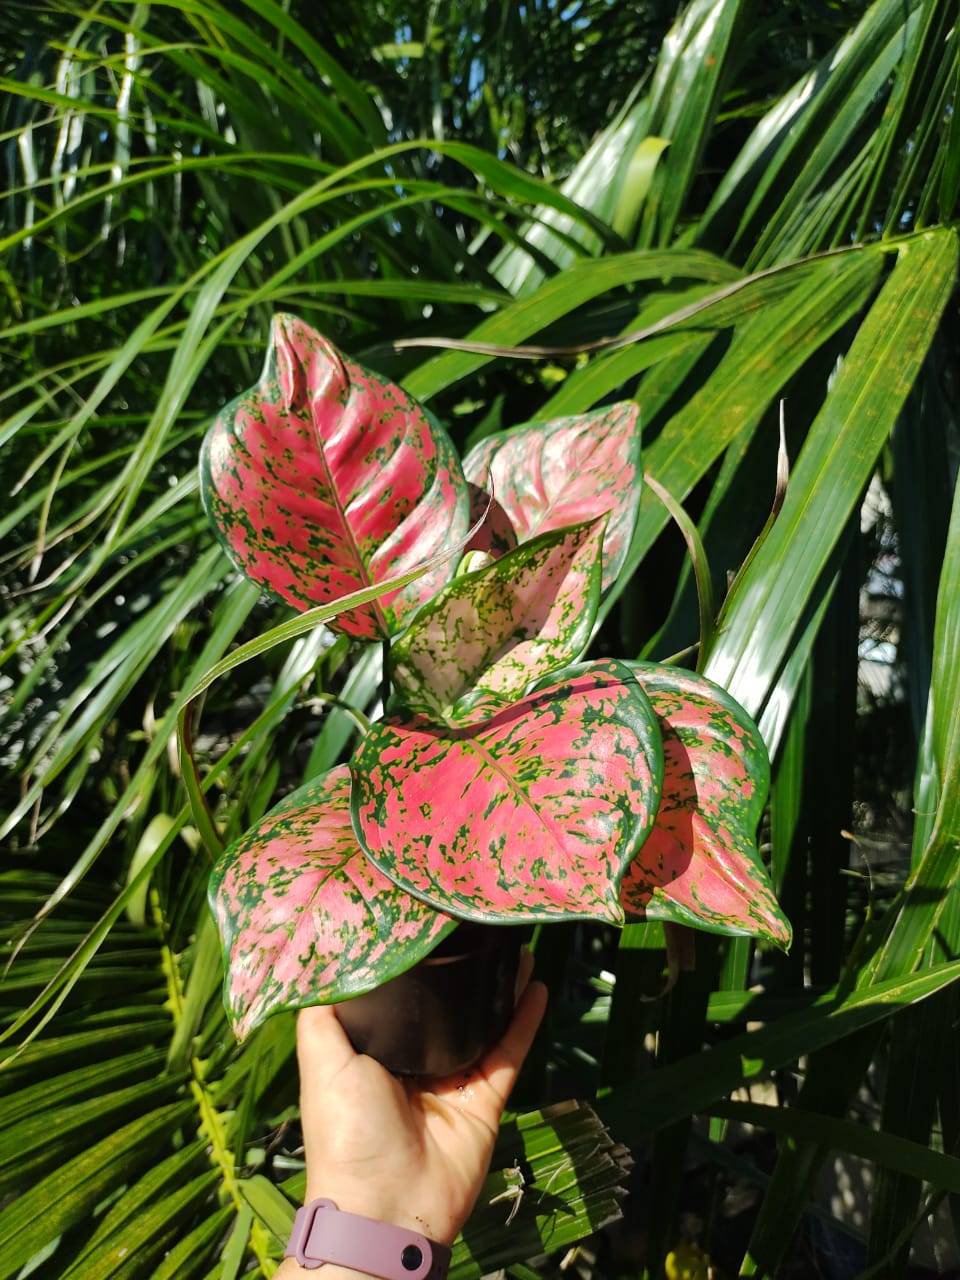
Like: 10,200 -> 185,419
278,1262 -> 368,1280
303,1185 -> 448,1245
282,1198 -> 452,1280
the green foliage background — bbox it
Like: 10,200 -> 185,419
2,0 -> 959,1276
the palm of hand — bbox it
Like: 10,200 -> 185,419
298,975 -> 547,1246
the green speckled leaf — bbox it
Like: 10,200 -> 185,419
200,314 -> 469,639
351,659 -> 663,925
209,765 -> 457,1039
462,402 -> 641,590
621,663 -> 790,948
391,517 -> 606,725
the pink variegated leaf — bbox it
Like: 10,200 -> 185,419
208,765 -> 457,1039
391,517 -> 606,726
201,314 -> 469,639
351,659 -> 663,925
621,663 -> 791,948
463,481 -> 518,559
462,403 -> 641,590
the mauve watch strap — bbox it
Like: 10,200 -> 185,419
285,1198 -> 451,1280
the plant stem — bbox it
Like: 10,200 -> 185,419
381,637 -> 391,709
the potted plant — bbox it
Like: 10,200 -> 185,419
198,313 -> 790,1076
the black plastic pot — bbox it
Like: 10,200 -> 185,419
334,923 -> 523,1078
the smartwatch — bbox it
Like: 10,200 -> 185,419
284,1198 -> 452,1280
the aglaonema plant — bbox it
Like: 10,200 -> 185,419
200,313 -> 790,1044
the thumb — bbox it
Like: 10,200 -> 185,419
296,1004 -> 358,1081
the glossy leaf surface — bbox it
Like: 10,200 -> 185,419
209,766 -> 456,1038
351,659 -> 663,925
391,518 -> 606,725
201,314 -> 469,639
621,664 -> 790,947
462,403 -> 640,590
464,482 -> 519,559
704,230 -> 957,716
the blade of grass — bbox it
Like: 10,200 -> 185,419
704,228 -> 957,718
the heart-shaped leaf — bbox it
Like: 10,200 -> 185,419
391,517 -> 606,725
620,664 -> 791,948
462,402 -> 641,590
351,659 -> 663,925
209,765 -> 457,1039
201,314 -> 470,639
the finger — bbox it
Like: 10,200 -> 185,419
476,978 -> 547,1110
296,1004 -> 359,1081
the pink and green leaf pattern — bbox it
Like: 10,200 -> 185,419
200,314 -> 469,639
620,664 -> 791,948
391,517 -> 607,726
464,482 -> 518,559
209,765 -> 457,1039
350,659 -> 664,925
462,402 -> 641,591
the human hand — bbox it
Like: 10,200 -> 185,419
276,952 -> 547,1277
